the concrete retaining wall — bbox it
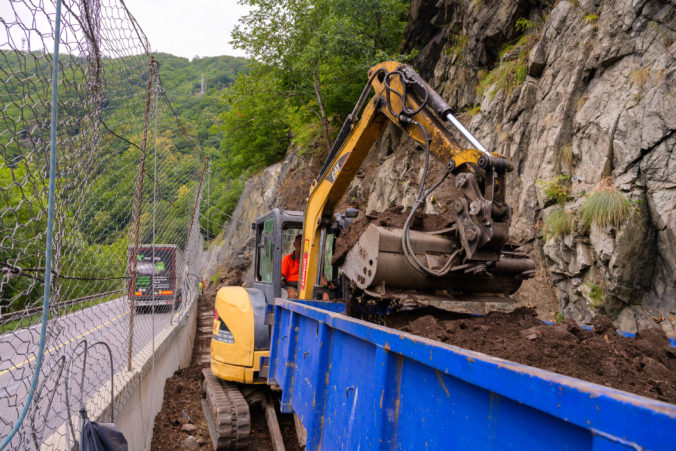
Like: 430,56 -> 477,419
42,299 -> 198,450
115,299 -> 197,449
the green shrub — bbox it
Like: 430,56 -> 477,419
445,34 -> 468,59
583,13 -> 598,24
514,64 -> 528,84
543,207 -> 576,239
581,181 -> 633,229
515,18 -> 534,33
468,105 -> 481,116
555,312 -> 565,323
588,284 -> 604,308
536,174 -> 571,204
477,34 -> 538,99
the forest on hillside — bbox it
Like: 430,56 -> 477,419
0,50 -> 247,311
212,0 -> 412,221
0,0 -> 413,312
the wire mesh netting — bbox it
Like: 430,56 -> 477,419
0,1 -> 207,447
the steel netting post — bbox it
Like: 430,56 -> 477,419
207,160 -> 210,241
127,57 -> 155,371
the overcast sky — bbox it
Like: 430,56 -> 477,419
123,0 -> 251,58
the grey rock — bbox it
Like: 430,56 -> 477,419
589,225 -> 615,263
181,435 -> 200,450
527,41 -> 546,78
570,243 -> 594,276
181,423 -> 198,433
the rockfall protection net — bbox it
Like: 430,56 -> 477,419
0,1 -> 207,447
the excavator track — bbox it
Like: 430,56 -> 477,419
201,368 -> 251,450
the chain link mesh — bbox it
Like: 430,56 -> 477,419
0,1 -> 207,447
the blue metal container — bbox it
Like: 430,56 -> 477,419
266,299 -> 676,450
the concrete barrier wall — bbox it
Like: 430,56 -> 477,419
115,299 -> 197,449
42,299 -> 198,450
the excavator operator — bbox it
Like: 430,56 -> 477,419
281,234 -> 302,298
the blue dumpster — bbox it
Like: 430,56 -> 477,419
266,299 -> 676,450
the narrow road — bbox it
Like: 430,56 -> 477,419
0,296 -> 180,447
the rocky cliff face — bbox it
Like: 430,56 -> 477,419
211,0 -> 675,334
402,0 -> 675,333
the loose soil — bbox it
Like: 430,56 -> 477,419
275,152 -> 325,211
385,306 -> 676,404
151,291 -> 301,450
213,252 -> 251,288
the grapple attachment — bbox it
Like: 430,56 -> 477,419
340,224 -> 535,300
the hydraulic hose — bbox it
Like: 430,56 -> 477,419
380,71 -> 462,277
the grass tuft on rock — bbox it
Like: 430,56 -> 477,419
588,284 -> 604,308
543,207 -> 576,239
537,174 -> 571,205
581,179 -> 633,229
477,34 -> 538,99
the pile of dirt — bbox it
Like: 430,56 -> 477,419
150,365 -> 211,450
385,306 -> 676,404
274,153 -> 324,211
215,252 -> 251,287
150,365 -> 283,450
332,206 -> 455,265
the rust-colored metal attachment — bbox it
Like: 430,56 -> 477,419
341,224 -> 535,299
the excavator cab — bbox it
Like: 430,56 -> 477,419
303,208 -> 358,302
209,209 -> 302,386
252,208 -> 305,301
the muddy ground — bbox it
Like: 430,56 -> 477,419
151,289 -> 301,450
385,306 -> 676,404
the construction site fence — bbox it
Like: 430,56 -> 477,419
0,0 -> 209,448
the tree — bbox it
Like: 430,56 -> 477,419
231,0 -> 409,152
215,66 -> 291,177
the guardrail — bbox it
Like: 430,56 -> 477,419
0,290 -> 123,324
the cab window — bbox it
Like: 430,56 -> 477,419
256,218 -> 274,283
323,233 -> 335,282
282,226 -> 303,258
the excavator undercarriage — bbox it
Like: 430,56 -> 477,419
201,369 -> 251,450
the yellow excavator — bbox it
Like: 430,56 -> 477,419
202,61 -> 535,449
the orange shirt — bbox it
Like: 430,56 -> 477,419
281,252 -> 300,282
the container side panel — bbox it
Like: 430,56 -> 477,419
317,329 -> 377,450
294,318 -> 334,449
394,358 -> 591,450
270,300 -> 676,451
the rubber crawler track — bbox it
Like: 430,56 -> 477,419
202,368 -> 251,450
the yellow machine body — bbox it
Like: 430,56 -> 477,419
210,286 -> 268,384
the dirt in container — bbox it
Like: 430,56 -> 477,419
384,306 -> 676,404
332,206 -> 455,265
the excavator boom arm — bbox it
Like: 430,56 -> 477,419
298,61 -> 520,300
